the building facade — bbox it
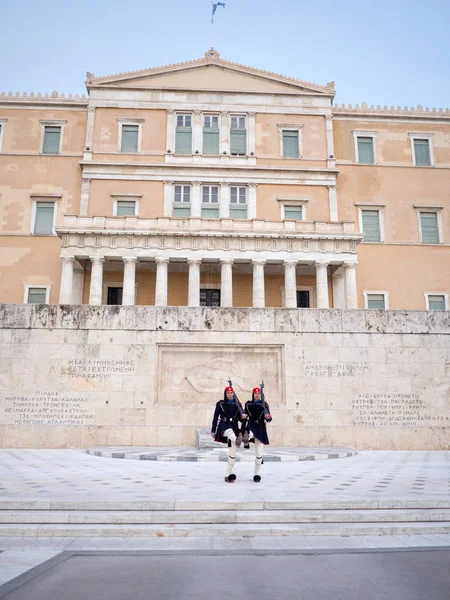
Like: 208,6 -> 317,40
1,49 -> 449,311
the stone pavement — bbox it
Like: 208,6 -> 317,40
0,449 -> 450,593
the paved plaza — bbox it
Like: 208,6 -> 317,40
0,448 -> 450,595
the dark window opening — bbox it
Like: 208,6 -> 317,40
107,287 -> 123,305
296,290 -> 310,308
200,289 -> 221,307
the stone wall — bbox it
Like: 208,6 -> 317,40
0,304 -> 449,450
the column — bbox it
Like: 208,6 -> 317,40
284,260 -> 297,308
344,262 -> 358,309
315,261 -> 329,308
252,260 -> 266,308
59,256 -> 75,304
193,111 -> 203,154
220,111 -> 230,155
332,271 -> 345,309
247,183 -> 257,219
84,106 -> 96,153
166,110 -> 175,152
188,259 -> 201,307
89,257 -> 104,305
219,182 -> 230,218
163,181 -> 173,217
155,257 -> 169,307
122,257 -> 137,306
328,185 -> 338,221
80,178 -> 91,216
248,112 -> 256,155
325,115 -> 335,160
191,181 -> 201,218
221,259 -> 233,307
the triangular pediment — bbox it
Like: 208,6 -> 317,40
86,49 -> 334,97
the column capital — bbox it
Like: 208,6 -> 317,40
221,111 -> 229,117
123,256 -> 138,264
315,260 -> 329,267
248,183 -> 258,189
221,258 -> 234,265
284,260 -> 298,267
60,255 -> 75,263
167,109 -> 175,115
252,259 -> 266,266
164,180 -> 174,186
90,256 -> 105,264
220,181 -> 230,188
191,180 -> 201,187
187,258 -> 202,265
343,261 -> 358,268
248,112 -> 256,118
194,110 -> 202,116
155,256 -> 170,265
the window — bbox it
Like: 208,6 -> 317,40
32,201 -> 56,235
175,114 -> 192,155
409,134 -> 434,166
230,186 -> 247,219
42,125 -> 62,154
107,287 -> 123,305
297,290 -> 310,308
230,115 -> 246,155
283,205 -> 303,220
120,125 -> 139,153
364,292 -> 388,310
419,212 -> 440,244
282,130 -> 299,158
173,185 -> 191,218
0,119 -> 6,152
200,289 -> 221,307
203,115 -> 219,155
361,209 -> 381,242
25,286 -> 50,304
357,137 -> 374,164
425,294 -> 447,311
202,185 -> 219,218
353,131 -> 376,164
116,200 -> 137,216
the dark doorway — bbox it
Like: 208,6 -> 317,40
200,289 -> 221,307
107,287 -> 123,305
296,290 -> 310,308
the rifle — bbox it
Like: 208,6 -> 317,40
260,380 -> 269,418
227,377 -> 244,418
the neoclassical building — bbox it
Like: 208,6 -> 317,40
1,49 -> 449,312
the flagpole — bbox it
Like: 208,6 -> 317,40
210,0 -> 214,49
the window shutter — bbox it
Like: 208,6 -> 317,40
27,288 -> 47,304
284,206 -> 302,220
116,201 -> 136,216
428,295 -> 445,310
420,212 -> 439,243
121,125 -> 139,153
230,129 -> 246,155
361,210 -> 381,242
34,202 -> 55,234
42,126 -> 61,154
414,139 -> 431,166
175,127 -> 192,154
230,205 -> 248,219
367,294 -> 385,309
282,131 -> 299,158
202,206 -> 219,219
357,137 -> 374,164
173,206 -> 191,218
203,128 -> 219,155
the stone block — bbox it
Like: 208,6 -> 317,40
77,306 -> 105,330
365,310 -> 388,333
386,311 -> 409,333
274,309 -> 299,332
428,311 -> 450,334
177,307 -> 205,331
81,426 -> 107,447
300,310 -> 320,332
342,309 -> 367,333
157,426 -> 182,446
3,426 -> 34,448
119,408 -> 146,426
30,304 -> 58,329
105,426 -> 133,445
156,307 -> 179,331
33,425 -> 83,449
249,309 -> 275,332
404,311 -> 430,334
2,304 -> 32,329
318,309 -> 342,333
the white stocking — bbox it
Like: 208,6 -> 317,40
225,429 -> 237,477
254,439 -> 264,477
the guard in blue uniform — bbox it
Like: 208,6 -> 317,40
211,386 -> 246,482
243,387 -> 272,482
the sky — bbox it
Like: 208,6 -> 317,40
2,0 -> 449,109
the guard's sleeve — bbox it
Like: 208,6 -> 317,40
264,401 -> 272,422
211,402 -> 220,433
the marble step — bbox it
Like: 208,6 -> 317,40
0,521 -> 450,538
1,509 -> 450,525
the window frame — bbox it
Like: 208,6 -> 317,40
352,130 -> 377,164
230,114 -> 247,156
40,120 -> 66,155
278,125 -> 303,159
113,199 -> 139,217
173,184 -> 192,217
30,198 -> 59,235
203,113 -> 220,156
277,197 -> 308,221
408,133 -> 434,167
0,119 -> 6,152
118,119 -> 144,154
424,293 -> 448,311
357,204 -> 385,243
24,285 -> 51,304
415,206 -> 443,244
363,291 -> 389,310
175,112 -> 193,155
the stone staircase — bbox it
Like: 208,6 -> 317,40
1,500 -> 450,538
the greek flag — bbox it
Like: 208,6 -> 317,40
211,2 -> 225,23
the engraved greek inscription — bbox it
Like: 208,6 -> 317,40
4,391 -> 94,426
305,363 -> 369,377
